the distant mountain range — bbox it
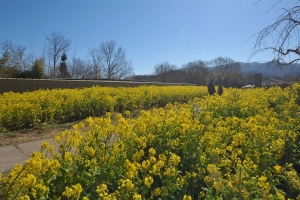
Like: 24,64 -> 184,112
239,62 -> 300,77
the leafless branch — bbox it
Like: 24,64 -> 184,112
250,3 -> 300,67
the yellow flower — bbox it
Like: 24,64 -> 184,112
176,177 -> 185,187
149,156 -> 156,164
183,194 -> 192,200
275,189 -> 285,200
200,154 -> 206,162
125,179 -> 134,191
274,165 -> 281,174
86,117 -> 94,126
213,181 -> 223,192
73,183 -> 83,195
23,174 -> 36,188
204,176 -> 213,183
159,154 -> 167,161
199,191 -> 205,197
96,183 -> 108,197
156,160 -> 165,168
164,166 -> 177,177
62,187 -> 73,198
286,170 -> 300,189
118,179 -> 135,191
19,195 -> 30,200
133,150 -> 144,161
258,176 -> 267,188
172,138 -> 181,147
142,160 -> 151,170
153,188 -> 161,196
85,146 -> 95,156
149,148 -> 156,156
169,153 -> 180,166
62,183 -> 82,199
133,193 -> 142,200
64,152 -> 73,162
32,183 -> 48,197
150,164 -> 160,175
40,141 -> 49,149
207,164 -> 218,173
106,112 -> 111,118
144,176 -> 154,187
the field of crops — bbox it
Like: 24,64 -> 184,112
1,85 -> 300,199
0,85 -> 207,132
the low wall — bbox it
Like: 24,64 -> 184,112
0,78 -> 195,93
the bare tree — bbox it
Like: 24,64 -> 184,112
46,32 -> 71,78
88,48 -> 103,79
90,40 -> 133,79
153,61 -> 177,74
153,61 -> 178,82
0,40 -> 32,77
182,60 -> 210,85
250,1 -> 300,67
69,57 -> 92,79
211,57 -> 243,87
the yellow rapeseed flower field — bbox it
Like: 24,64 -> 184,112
1,84 -> 300,199
0,85 -> 207,131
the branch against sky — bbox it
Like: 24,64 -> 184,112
0,40 -> 32,71
153,61 -> 178,82
249,0 -> 300,67
46,31 -> 71,78
210,57 -> 242,87
181,60 -> 210,86
99,40 -> 133,79
88,47 -> 103,79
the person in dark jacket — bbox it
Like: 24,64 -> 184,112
207,80 -> 216,95
218,84 -> 223,96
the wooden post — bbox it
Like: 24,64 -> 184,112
255,73 -> 262,88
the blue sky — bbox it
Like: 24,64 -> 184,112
0,0 -> 297,75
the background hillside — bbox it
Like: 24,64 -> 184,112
239,62 -> 300,77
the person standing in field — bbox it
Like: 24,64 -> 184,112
218,84 -> 223,96
207,80 -> 216,95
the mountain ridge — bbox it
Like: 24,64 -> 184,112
238,62 -> 300,77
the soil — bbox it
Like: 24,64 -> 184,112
0,122 -> 78,147
0,109 -> 141,147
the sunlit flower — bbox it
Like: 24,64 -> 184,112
274,165 -> 282,174
169,154 -> 181,166
144,176 -> 154,187
133,193 -> 142,200
183,194 -> 192,200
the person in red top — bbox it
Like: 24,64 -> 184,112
218,84 -> 223,96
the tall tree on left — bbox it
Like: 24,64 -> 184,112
45,32 -> 71,78
0,40 -> 31,77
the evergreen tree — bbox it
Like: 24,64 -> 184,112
59,53 -> 70,78
0,51 -> 9,77
31,58 -> 45,79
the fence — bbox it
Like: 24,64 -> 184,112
0,78 -> 195,93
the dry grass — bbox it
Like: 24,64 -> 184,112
0,121 -> 80,147
0,109 -> 142,147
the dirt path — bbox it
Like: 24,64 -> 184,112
0,137 -> 59,173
